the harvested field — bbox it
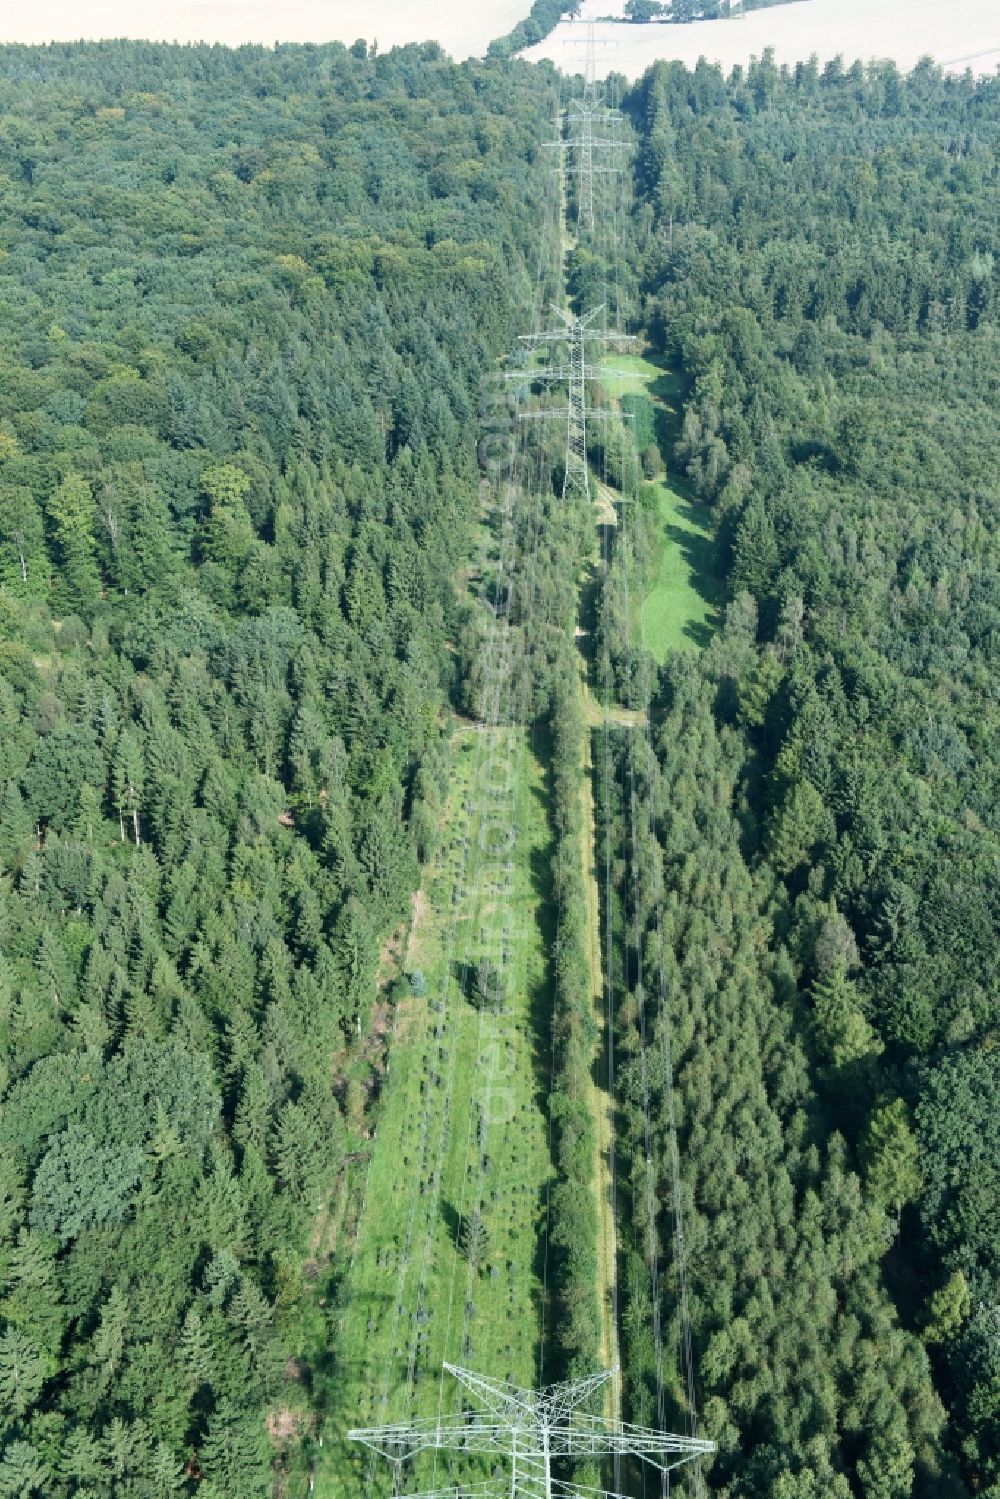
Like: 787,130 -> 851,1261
0,0 -> 528,55
524,0 -> 1000,78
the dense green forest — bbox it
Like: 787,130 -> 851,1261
0,38 -> 556,1492
1,21 -> 998,1499
599,51 -> 999,1499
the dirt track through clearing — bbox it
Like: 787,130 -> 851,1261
578,639 -> 623,1406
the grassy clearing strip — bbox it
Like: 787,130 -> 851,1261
601,352 -> 683,402
316,721 -> 554,1497
640,480 -> 720,657
603,351 -> 722,658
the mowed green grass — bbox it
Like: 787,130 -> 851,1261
314,721 -> 555,1498
602,351 -> 722,658
600,351 -> 681,403
640,480 -> 721,657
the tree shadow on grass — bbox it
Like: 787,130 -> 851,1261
638,349 -> 683,449
451,958 -> 474,1001
576,559 -> 602,660
664,507 -> 724,603
440,1197 -> 462,1246
668,513 -> 719,584
652,399 -> 676,456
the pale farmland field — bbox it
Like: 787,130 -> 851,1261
524,0 -> 1000,78
0,0 -> 528,55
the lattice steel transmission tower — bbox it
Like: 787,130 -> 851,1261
515,306 -> 633,500
349,1362 -> 713,1499
545,106 -> 624,235
558,21 -> 624,231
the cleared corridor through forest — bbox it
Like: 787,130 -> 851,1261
328,53 -> 713,1499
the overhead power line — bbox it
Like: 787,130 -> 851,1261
342,44 -> 715,1499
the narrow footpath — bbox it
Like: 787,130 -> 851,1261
577,635 -> 621,1397
554,114 -> 624,1420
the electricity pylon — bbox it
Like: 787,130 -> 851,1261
556,20 -> 625,229
568,102 -> 622,232
515,306 -> 633,499
348,1363 -> 714,1499
564,19 -> 620,109
544,108 -> 625,235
